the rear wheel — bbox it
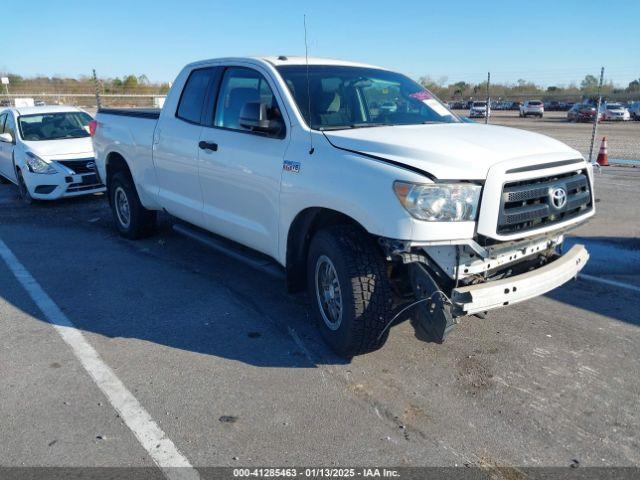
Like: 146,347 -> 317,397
16,169 -> 33,205
109,172 -> 157,239
307,225 -> 393,358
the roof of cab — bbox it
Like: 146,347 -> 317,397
13,105 -> 84,116
258,56 -> 385,70
184,56 -> 386,71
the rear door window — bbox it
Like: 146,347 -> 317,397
176,68 -> 217,124
0,113 -> 6,134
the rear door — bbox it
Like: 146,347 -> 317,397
197,65 -> 290,257
153,67 -> 219,227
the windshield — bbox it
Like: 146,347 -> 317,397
472,102 -> 486,107
276,65 -> 459,130
18,111 -> 92,141
529,101 -> 542,106
606,104 -> 622,110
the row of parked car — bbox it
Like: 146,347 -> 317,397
568,102 -> 638,122
450,99 -> 640,121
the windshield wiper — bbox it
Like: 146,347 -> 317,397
348,123 -> 394,128
320,123 -> 394,131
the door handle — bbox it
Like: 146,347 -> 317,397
198,141 -> 218,151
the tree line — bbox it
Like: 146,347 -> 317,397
420,74 -> 640,101
2,71 -> 639,102
0,73 -> 171,95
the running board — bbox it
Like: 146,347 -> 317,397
172,223 -> 285,279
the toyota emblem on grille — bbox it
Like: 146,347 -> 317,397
86,162 -> 96,170
550,186 -> 567,209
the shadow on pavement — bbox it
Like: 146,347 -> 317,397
544,236 -> 640,326
0,202 -> 351,368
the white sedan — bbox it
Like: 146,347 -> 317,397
468,101 -> 488,118
601,103 -> 630,121
0,105 -> 105,203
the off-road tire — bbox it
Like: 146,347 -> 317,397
109,172 -> 157,239
307,225 -> 393,358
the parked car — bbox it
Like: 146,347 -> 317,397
601,103 -> 631,121
469,101 -> 488,118
520,100 -> 544,118
628,101 -> 640,120
34,100 -> 46,107
92,56 -> 593,357
0,106 -> 105,203
546,101 -> 560,111
567,103 -> 601,122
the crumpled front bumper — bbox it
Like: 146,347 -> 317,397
451,244 -> 589,315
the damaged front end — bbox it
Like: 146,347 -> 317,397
379,230 -> 589,342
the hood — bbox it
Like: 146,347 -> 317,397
323,123 -> 581,180
23,137 -> 94,160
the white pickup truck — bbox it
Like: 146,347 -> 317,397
92,56 -> 594,357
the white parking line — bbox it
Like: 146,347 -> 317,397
579,273 -> 640,293
0,239 -> 200,480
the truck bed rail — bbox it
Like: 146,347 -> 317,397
97,108 -> 160,119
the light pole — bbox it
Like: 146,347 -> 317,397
588,67 -> 605,165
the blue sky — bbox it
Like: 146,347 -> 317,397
3,0 -> 639,87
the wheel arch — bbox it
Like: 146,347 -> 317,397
105,151 -> 133,184
285,207 -> 375,293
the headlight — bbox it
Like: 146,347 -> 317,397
393,181 -> 481,222
25,151 -> 57,174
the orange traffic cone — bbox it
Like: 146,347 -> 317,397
596,136 -> 609,166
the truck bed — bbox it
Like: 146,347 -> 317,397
97,108 -> 161,119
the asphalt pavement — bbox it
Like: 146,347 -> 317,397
0,166 -> 639,476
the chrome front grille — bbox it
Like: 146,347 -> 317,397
497,169 -> 592,234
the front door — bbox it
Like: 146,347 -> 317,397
0,113 -> 17,182
198,66 -> 290,257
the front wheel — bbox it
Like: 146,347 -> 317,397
307,226 -> 393,357
16,169 -> 34,205
109,172 -> 157,239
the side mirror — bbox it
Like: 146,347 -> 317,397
239,102 -> 283,136
0,132 -> 13,143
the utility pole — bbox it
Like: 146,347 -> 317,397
588,67 -> 604,164
485,72 -> 490,124
92,69 -> 102,109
